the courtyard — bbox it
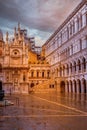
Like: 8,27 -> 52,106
0,92 -> 87,130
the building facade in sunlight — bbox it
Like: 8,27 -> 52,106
42,0 -> 87,94
0,0 -> 87,94
0,24 -> 50,94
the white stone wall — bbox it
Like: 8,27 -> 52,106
43,1 -> 87,94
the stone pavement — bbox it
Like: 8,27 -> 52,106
0,92 -> 87,130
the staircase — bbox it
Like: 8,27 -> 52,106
33,78 -> 56,93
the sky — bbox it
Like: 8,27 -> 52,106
0,0 -> 82,46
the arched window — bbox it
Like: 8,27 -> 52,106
63,66 -> 65,76
23,74 -> 26,81
47,71 -> 50,78
37,71 -> 39,77
60,67 -> 62,77
31,71 -> 34,78
73,80 -> 77,93
70,63 -> 72,73
66,81 -> 69,93
82,79 -> 86,93
74,61 -> 76,72
77,59 -> 81,71
82,57 -> 86,71
77,79 -> 81,93
67,64 -> 69,75
42,71 -> 44,78
70,80 -> 73,92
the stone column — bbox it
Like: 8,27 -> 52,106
65,65 -> 67,77
34,70 -> 37,78
72,82 -> 75,93
69,82 -> 71,93
76,82 -> 79,94
58,67 -> 60,77
81,80 -> 84,93
65,82 -> 68,93
39,71 -> 42,78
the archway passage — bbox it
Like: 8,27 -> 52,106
73,80 -> 77,93
83,79 -> 86,93
78,80 -> 81,93
60,81 -> 65,93
0,81 -> 2,90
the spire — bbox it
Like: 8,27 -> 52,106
6,32 -> 9,43
18,22 -> 20,32
14,27 -> 16,35
18,22 -> 21,41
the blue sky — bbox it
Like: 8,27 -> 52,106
0,0 -> 81,46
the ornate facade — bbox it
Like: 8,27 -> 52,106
0,24 -> 50,94
42,0 -> 87,94
0,0 -> 87,94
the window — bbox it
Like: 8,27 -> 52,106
47,71 -> 50,78
74,61 -> 76,72
23,75 -> 25,81
42,71 -> 44,78
31,71 -> 34,77
78,59 -> 81,71
37,72 -> 39,77
82,57 -> 86,71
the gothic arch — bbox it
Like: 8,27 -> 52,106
70,80 -> 73,92
77,59 -> 81,71
82,57 -> 86,71
82,78 -> 86,93
73,61 -> 76,72
73,80 -> 77,93
70,62 -> 73,74
66,80 -> 69,93
77,79 -> 81,93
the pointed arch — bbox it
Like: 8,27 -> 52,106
77,59 -> 81,72
82,57 -> 86,71
82,78 -> 86,93
70,80 -> 73,92
60,81 -> 65,93
73,80 -> 77,93
77,79 -> 81,93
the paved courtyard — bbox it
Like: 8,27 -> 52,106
0,92 -> 87,130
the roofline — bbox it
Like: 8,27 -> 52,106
42,0 -> 86,47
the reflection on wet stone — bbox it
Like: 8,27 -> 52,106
0,93 -> 87,130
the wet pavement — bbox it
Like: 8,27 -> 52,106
0,92 -> 87,130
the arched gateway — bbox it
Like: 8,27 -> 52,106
60,81 -> 65,93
